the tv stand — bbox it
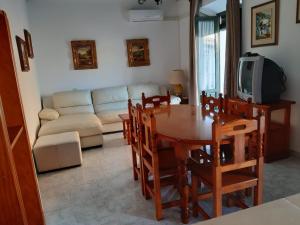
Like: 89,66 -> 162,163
254,100 -> 296,163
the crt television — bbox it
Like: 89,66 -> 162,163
237,53 -> 286,104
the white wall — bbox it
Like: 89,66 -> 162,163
28,0 -> 181,96
242,0 -> 300,152
179,15 -> 190,94
0,0 -> 41,146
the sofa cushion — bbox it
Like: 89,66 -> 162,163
92,86 -> 128,105
128,83 -> 161,100
38,114 -> 102,138
53,90 -> 94,115
38,108 -> 59,121
97,109 -> 128,125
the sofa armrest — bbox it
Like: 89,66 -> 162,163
170,95 -> 181,105
39,108 -> 59,121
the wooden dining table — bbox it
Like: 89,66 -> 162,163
144,104 -> 242,224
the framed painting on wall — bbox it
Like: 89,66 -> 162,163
251,0 -> 279,47
71,40 -> 98,70
297,0 -> 300,23
24,29 -> 34,58
126,39 -> 150,67
16,36 -> 30,72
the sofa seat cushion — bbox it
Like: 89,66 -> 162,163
97,109 -> 128,125
38,114 -> 102,138
101,122 -> 123,133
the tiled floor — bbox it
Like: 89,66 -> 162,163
37,133 -> 300,225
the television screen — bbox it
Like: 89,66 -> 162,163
238,61 -> 254,95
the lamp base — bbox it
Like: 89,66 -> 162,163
172,84 -> 183,97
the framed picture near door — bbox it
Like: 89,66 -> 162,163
24,29 -> 34,58
297,0 -> 300,23
251,0 -> 279,47
16,36 -> 30,72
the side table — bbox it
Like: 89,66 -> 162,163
180,96 -> 189,105
118,113 -> 130,145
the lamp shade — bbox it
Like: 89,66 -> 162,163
169,69 -> 185,85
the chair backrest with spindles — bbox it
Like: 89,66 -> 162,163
142,91 -> 171,109
201,91 -> 224,113
140,111 -> 157,156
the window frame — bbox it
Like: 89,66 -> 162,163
196,15 -> 220,97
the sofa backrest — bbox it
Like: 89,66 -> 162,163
128,83 -> 161,101
52,90 -> 94,115
92,86 -> 128,114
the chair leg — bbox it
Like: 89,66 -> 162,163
213,168 -> 222,218
153,153 -> 163,221
213,191 -> 222,218
153,173 -> 163,220
254,157 -> 264,205
142,166 -> 151,200
191,175 -> 199,218
139,156 -> 145,196
254,185 -> 262,205
132,149 -> 138,180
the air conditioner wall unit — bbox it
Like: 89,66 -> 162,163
128,10 -> 164,22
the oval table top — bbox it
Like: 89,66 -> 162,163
146,104 -> 240,144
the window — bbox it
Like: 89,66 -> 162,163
196,13 -> 226,97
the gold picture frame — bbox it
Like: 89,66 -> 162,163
71,40 -> 98,70
16,36 -> 30,72
251,0 -> 279,48
297,0 -> 300,23
24,29 -> 34,58
126,39 -> 150,67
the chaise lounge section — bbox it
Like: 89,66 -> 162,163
39,90 -> 103,148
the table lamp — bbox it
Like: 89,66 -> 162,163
169,69 -> 185,97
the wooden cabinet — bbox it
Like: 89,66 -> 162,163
254,100 -> 296,163
0,10 -> 45,225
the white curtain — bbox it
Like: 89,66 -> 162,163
198,20 -> 216,93
189,0 -> 202,105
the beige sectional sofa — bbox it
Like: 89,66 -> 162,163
38,83 -> 181,148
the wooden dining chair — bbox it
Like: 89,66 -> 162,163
128,99 -> 144,194
201,91 -> 224,113
142,91 -> 171,109
200,91 -> 225,160
139,109 -> 179,220
189,115 -> 264,219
